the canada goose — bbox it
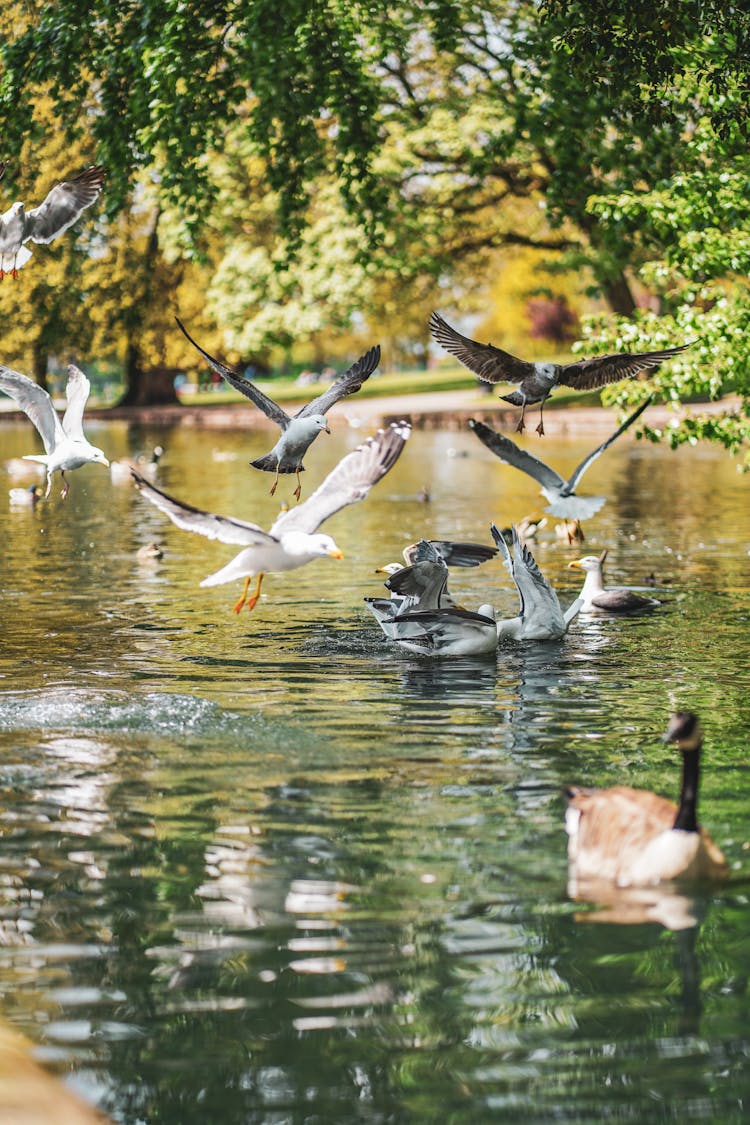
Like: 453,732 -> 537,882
564,712 -> 728,886
491,523 -> 581,641
430,310 -> 689,433
133,423 -> 410,613
176,317 -> 380,500
0,164 -> 106,277
468,396 -> 652,520
0,364 -> 109,497
568,549 -> 659,612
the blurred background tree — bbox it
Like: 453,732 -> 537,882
0,0 -> 747,458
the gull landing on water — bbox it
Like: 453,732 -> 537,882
176,317 -> 381,500
0,165 -> 106,278
133,422 -> 411,615
0,364 -> 109,497
430,311 -> 691,434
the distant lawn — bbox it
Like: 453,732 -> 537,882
176,362 -> 603,409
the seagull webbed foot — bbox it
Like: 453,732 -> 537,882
515,417 -> 526,433
535,420 -> 545,436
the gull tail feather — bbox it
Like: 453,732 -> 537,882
22,454 -> 49,465
544,495 -> 605,520
250,453 -> 302,474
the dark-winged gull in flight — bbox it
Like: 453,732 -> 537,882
0,165 -> 106,278
176,317 -> 380,500
468,396 -> 652,521
568,549 -> 660,613
133,422 -> 411,613
0,364 -> 109,497
430,311 -> 690,434
491,524 -> 581,641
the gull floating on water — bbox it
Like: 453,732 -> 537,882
468,396 -> 653,521
491,524 -> 581,641
0,164 -> 106,277
133,422 -> 411,613
430,311 -> 690,434
568,550 -> 660,613
176,317 -> 380,499
0,364 -> 109,497
366,539 -> 498,656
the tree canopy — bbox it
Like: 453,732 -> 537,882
0,1 -> 748,459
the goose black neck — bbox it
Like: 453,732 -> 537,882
672,747 -> 701,832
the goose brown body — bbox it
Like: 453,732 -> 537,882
564,713 -> 728,887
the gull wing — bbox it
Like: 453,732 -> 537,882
23,165 -> 106,244
468,419 -> 566,492
566,396 -> 653,492
175,317 -> 291,429
297,345 -> 380,418
385,557 -> 449,610
430,312 -> 534,385
132,472 -> 278,546
60,365 -> 92,439
558,344 -> 691,391
270,421 -> 411,536
0,364 -> 64,453
490,522 -> 523,615
509,525 -> 565,631
402,539 -> 498,567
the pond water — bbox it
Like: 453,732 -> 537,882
0,417 -> 749,1124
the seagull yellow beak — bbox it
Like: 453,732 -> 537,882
325,425 -> 331,435
568,559 -> 583,570
101,456 -> 110,467
328,547 -> 344,560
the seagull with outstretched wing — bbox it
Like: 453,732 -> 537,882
133,422 -> 411,614
176,317 -> 380,499
0,165 -> 106,277
0,364 -> 109,497
491,524 -> 581,641
430,311 -> 689,434
468,396 -> 653,521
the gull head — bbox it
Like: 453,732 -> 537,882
568,553 -> 604,574
375,562 -> 402,575
283,531 -> 344,561
308,413 -> 331,435
88,445 -> 110,468
478,604 -> 496,621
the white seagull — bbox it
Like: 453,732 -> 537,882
468,396 -> 652,520
176,317 -> 381,499
430,311 -> 690,434
491,523 -> 582,641
366,540 -> 498,656
0,165 -> 106,277
568,550 -> 660,613
132,422 -> 411,613
0,364 -> 109,497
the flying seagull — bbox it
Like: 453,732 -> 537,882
0,364 -> 109,497
176,317 -> 381,500
491,524 -> 581,641
568,550 -> 660,613
430,311 -> 690,434
468,396 -> 652,520
132,422 -> 411,614
0,165 -> 107,278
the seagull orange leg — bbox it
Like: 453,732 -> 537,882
269,464 -> 281,496
244,573 -> 265,611
293,468 -> 302,501
60,472 -> 69,500
535,398 -> 546,436
232,576 -> 253,614
515,398 -> 527,433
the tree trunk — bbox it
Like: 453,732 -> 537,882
597,271 -> 637,317
116,211 -> 180,407
32,336 -> 48,392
